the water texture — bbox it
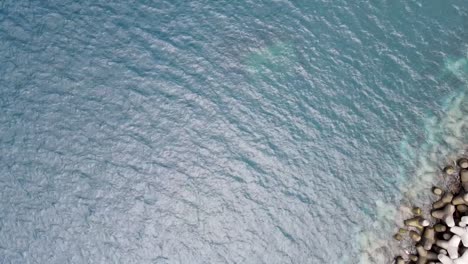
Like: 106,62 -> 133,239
0,1 -> 467,263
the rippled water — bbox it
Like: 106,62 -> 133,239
0,1 -> 467,263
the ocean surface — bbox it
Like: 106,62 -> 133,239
0,1 -> 467,263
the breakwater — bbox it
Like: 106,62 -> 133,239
394,159 -> 468,263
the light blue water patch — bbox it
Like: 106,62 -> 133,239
245,42 -> 297,74
0,1 -> 467,264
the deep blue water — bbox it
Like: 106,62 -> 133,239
0,1 -> 467,263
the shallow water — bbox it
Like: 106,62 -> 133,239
0,1 -> 467,263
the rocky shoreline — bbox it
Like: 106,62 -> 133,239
394,158 -> 468,264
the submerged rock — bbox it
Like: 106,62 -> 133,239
393,233 -> 403,241
413,207 -> 422,216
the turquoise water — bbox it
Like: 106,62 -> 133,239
0,1 -> 467,263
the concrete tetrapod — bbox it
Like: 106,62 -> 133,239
458,205 -> 468,213
451,226 -> 468,247
392,158 -> 468,263
443,233 -> 453,240
410,230 -> 422,242
458,158 -> 468,169
438,250 -> 468,264
416,244 -> 438,263
452,193 -> 468,205
432,204 -> 456,227
422,227 -> 436,250
435,224 -> 448,233
405,217 -> 430,232
461,169 -> 468,191
395,256 -> 405,264
436,234 -> 462,259
460,216 -> 468,227
445,166 -> 456,175
434,193 -> 455,209
433,186 -> 444,196
409,254 -> 418,262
